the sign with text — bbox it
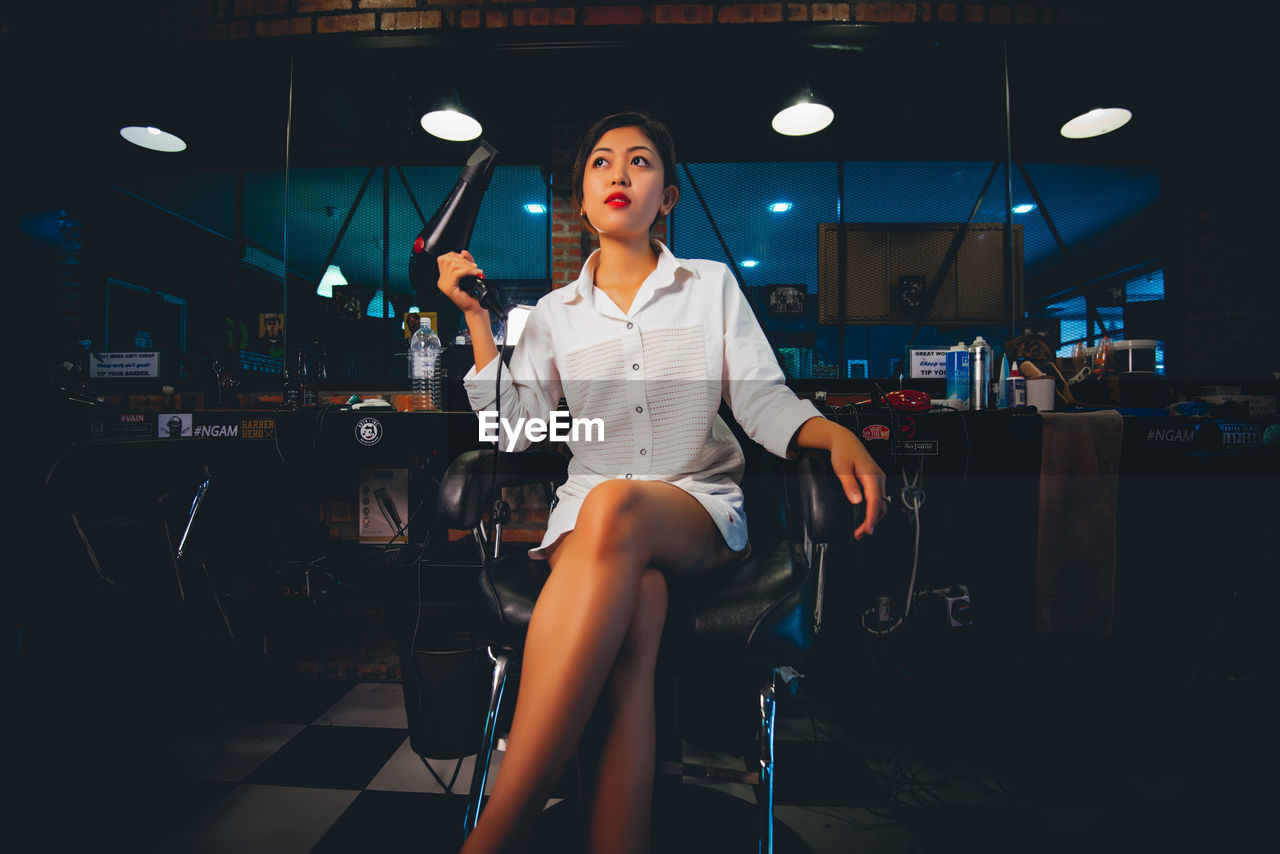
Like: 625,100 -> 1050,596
907,348 -> 948,378
89,351 -> 160,379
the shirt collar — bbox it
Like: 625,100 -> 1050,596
559,241 -> 697,306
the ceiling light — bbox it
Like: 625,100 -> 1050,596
316,264 -> 348,298
366,289 -> 393,318
1060,107 -> 1132,139
770,202 -> 793,213
741,259 -> 759,268
1012,203 -> 1037,214
120,125 -> 187,152
525,204 -> 547,214
421,109 -> 482,142
771,92 -> 833,137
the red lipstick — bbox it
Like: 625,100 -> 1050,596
605,192 -> 631,207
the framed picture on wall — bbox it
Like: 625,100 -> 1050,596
254,312 -> 284,357
767,284 -> 806,316
403,311 -> 439,339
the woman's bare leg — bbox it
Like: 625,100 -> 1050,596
459,480 -> 722,854
587,568 -> 667,854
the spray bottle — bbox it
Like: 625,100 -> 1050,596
945,341 -> 969,410
997,353 -> 1010,407
1005,359 -> 1026,408
968,336 -> 993,410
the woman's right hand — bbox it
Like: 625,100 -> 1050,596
437,250 -> 486,314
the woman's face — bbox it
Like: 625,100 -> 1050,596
581,125 -> 676,242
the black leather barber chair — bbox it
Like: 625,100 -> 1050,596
435,431 -> 858,853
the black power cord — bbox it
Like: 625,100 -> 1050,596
489,319 -> 511,555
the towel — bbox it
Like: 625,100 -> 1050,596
1034,410 -> 1124,633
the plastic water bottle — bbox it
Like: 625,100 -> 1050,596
430,346 -> 447,412
408,316 -> 441,411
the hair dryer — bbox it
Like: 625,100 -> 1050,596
409,140 -> 507,319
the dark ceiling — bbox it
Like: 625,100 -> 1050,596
21,18 -> 1219,173
8,13 -> 1265,307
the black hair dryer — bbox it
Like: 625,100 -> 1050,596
408,140 -> 507,319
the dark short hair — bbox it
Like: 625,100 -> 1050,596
571,111 -> 679,234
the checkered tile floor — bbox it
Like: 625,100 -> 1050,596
9,669 -> 920,853
11,652 -> 1274,853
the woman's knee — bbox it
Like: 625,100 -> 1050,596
575,479 -> 649,553
570,479 -> 718,573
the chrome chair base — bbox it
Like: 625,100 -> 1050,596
463,647 -> 510,836
462,654 -> 781,854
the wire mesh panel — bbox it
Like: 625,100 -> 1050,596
672,162 -> 839,292
669,163 -> 838,377
273,164 -> 549,383
1015,163 -> 1161,275
1126,269 -> 1165,302
127,150 -> 1149,383
282,164 -> 549,300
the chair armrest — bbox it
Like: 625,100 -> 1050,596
436,449 -> 568,530
790,449 -> 865,544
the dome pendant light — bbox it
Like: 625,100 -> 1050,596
421,90 -> 482,142
367,289 -> 394,319
771,88 -> 834,137
120,125 -> 187,152
1060,107 -> 1132,139
316,264 -> 348,298
421,109 -> 483,142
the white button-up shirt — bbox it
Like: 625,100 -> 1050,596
464,241 -> 821,556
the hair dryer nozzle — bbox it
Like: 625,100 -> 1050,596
409,140 -> 500,298
462,139 -> 499,181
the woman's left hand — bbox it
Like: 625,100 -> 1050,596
828,429 -> 888,540
792,416 -> 889,539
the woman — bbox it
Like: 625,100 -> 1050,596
437,112 -> 887,854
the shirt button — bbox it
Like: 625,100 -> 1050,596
626,322 -> 634,329
635,406 -> 643,413
640,448 -> 647,455
632,363 -> 639,371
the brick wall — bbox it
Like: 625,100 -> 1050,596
145,2 -> 1074,43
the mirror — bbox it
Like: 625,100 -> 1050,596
20,18 -> 1239,404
